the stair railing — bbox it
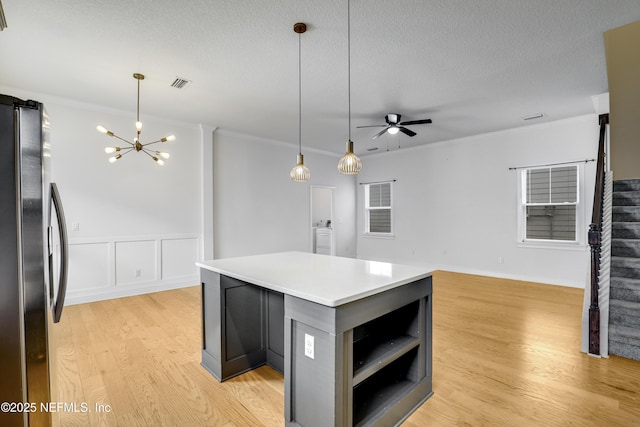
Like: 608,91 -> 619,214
588,113 -> 609,355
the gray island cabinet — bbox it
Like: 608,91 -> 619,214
197,252 -> 433,427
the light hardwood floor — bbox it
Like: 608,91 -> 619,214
54,271 -> 640,426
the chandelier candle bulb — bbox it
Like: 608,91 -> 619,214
96,125 -> 114,137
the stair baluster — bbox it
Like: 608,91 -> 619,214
588,113 -> 608,355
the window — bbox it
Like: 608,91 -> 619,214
520,165 -> 578,242
365,181 -> 393,235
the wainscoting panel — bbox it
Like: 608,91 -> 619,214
115,240 -> 157,286
65,234 -> 199,306
67,242 -> 111,292
161,237 -> 199,280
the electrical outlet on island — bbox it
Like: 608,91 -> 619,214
304,333 -> 314,359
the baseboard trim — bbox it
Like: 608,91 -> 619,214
64,277 -> 198,305
430,264 -> 586,289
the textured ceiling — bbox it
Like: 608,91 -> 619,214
1,0 -> 639,155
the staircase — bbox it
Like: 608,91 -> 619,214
609,179 -> 640,360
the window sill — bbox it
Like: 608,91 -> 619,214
363,233 -> 395,240
517,240 -> 587,251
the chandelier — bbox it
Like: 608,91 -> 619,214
97,73 -> 174,165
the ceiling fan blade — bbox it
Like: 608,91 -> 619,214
398,126 -> 417,137
398,119 -> 432,126
356,124 -> 387,128
372,128 -> 389,139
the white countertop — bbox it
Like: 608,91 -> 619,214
196,251 -> 432,307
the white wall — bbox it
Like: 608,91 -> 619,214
54,100 -> 203,304
1,87 -> 204,304
356,115 -> 599,288
212,130 -> 357,259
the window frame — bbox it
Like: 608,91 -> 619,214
364,181 -> 394,238
517,164 -> 585,249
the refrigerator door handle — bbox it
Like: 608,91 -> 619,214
50,182 -> 68,323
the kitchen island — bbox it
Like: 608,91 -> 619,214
197,251 -> 433,427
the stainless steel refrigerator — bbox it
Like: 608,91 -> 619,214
1,94 -> 69,427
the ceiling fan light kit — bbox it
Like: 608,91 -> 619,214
290,22 -> 311,182
97,73 -> 175,165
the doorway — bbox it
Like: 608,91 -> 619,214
310,186 -> 335,255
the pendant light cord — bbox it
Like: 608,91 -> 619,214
347,0 -> 351,141
298,31 -> 302,155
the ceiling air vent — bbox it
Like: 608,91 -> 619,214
171,77 -> 192,89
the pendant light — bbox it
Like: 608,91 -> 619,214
338,0 -> 362,175
290,23 -> 311,182
97,73 -> 175,165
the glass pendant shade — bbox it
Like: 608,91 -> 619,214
290,153 -> 311,182
338,140 -> 362,174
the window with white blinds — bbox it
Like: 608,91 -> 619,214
365,182 -> 393,235
522,165 -> 578,242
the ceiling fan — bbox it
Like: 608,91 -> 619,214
357,113 -> 432,139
